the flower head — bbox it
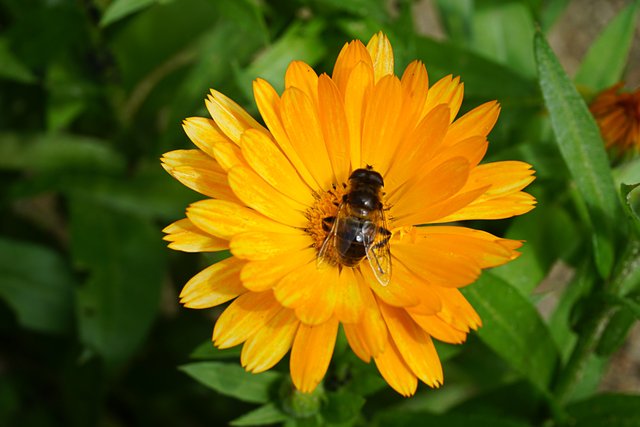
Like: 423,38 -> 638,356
162,32 -> 536,396
590,83 -> 640,154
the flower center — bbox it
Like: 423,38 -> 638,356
305,183 -> 347,263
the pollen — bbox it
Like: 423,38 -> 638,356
305,184 -> 347,252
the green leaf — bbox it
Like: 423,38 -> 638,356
189,340 -> 242,360
179,362 -> 282,404
471,1 -> 537,78
596,304 -> 636,356
100,0 -> 159,27
0,133 -> 125,174
567,393 -> 640,426
621,183 -> 640,237
461,272 -> 559,393
0,38 -> 36,83
574,0 -> 640,91
412,35 -> 537,102
493,204 -> 580,295
535,31 -> 624,278
0,238 -> 74,334
235,20 -> 327,100
70,197 -> 165,367
321,390 -> 365,424
230,403 -> 289,426
375,410 -> 531,427
434,0 -> 473,44
540,0 -> 571,32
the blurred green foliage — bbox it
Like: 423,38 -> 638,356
1,0 -> 640,426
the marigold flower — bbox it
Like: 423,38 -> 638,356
589,83 -> 640,153
161,32 -> 536,396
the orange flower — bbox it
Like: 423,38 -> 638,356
590,83 -> 640,152
162,32 -> 536,396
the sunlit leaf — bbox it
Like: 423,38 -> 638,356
412,35 -> 537,102
540,0 -> 571,32
462,272 -> 559,393
574,0 -> 640,91
179,362 -> 282,404
621,183 -> 640,237
471,1 -> 537,78
0,238 -> 74,334
0,133 -> 125,174
230,403 -> 289,426
235,20 -> 327,100
535,31 -> 624,278
100,0 -> 159,27
190,341 -> 242,360
435,0 -> 473,44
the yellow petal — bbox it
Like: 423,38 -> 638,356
361,75 -> 404,175
290,317 -> 339,393
187,199 -> 296,240
274,262 -> 337,325
210,140 -> 246,172
400,60 -> 429,126
334,267 -> 367,323
179,257 -> 246,308
435,161 -> 537,222
285,61 -> 319,105
294,266 -> 338,325
407,226 -> 521,268
373,339 -> 418,397
385,104 -> 451,194
230,231 -> 312,261
161,149 -> 240,201
390,157 -> 470,220
344,61 -> 374,170
469,161 -> 536,199
366,32 -> 394,83
362,264 -> 420,308
227,165 -> 309,228
410,312 -> 468,344
213,290 -> 281,348
444,101 -> 500,145
241,307 -> 299,373
435,287 -> 482,332
439,192 -> 537,222
393,239 -> 482,288
281,87 -> 335,189
206,89 -> 266,144
253,78 -> 318,189
241,248 -> 317,292
240,128 -> 314,206
430,135 -> 488,170
163,218 -> 228,252
332,40 -> 373,95
318,74 -> 351,184
344,323 -> 372,362
343,274 -> 390,360
393,185 -> 488,227
182,117 -> 229,158
394,261 -> 441,315
422,75 -> 464,123
379,302 -> 443,387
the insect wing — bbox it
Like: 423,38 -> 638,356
364,212 -> 392,286
317,216 -> 338,269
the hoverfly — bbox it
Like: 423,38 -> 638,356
318,166 -> 392,286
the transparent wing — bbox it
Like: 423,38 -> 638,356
364,211 -> 392,286
317,208 -> 341,269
